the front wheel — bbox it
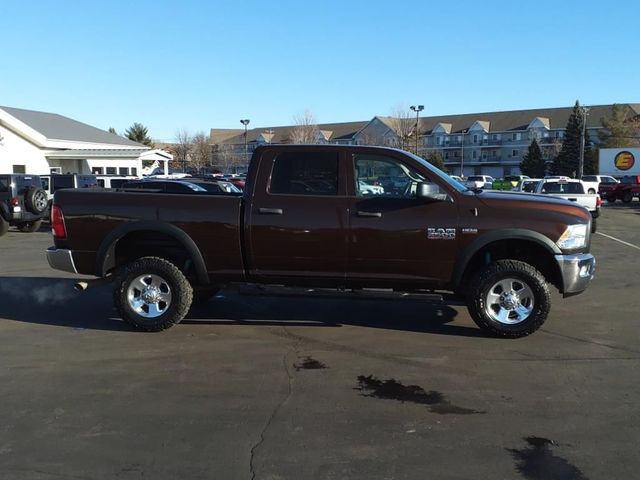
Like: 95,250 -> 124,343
467,260 -> 551,338
622,191 -> 633,203
113,256 -> 193,332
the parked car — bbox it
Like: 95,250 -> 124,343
602,175 -> 640,203
493,175 -> 530,191
0,174 -> 48,235
466,175 -> 494,190
187,179 -> 242,194
47,145 -> 596,338
449,175 -> 464,183
579,175 -> 617,195
535,178 -> 600,232
96,176 -> 139,189
357,180 -> 384,195
121,180 -> 209,193
513,178 -> 542,193
40,174 -> 98,204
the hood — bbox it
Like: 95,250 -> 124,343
472,190 -> 590,220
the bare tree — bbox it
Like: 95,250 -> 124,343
174,129 -> 193,172
387,105 -> 415,152
289,110 -> 320,144
191,132 -> 211,173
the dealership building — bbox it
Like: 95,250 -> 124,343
0,106 -> 171,176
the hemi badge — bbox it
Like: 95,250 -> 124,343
462,228 -> 478,234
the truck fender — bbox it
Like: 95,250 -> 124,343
451,229 -> 562,289
96,221 -> 209,285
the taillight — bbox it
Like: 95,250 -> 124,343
596,195 -> 602,207
10,197 -> 19,207
51,205 -> 67,239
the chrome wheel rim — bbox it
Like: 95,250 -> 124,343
485,277 -> 534,324
127,274 -> 172,318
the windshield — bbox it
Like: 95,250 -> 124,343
405,152 -> 469,192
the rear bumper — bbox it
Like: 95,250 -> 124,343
554,253 -> 596,296
46,247 -> 78,274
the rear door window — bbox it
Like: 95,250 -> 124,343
52,176 -> 74,191
0,176 -> 9,193
269,152 -> 339,195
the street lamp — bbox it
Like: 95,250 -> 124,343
410,105 -> 424,155
578,106 -> 590,179
460,129 -> 467,177
240,119 -> 250,168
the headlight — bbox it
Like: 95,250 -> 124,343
556,224 -> 588,250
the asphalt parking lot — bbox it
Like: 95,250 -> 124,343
0,203 -> 639,480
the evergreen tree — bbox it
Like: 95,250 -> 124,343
583,128 -> 597,175
125,122 -> 154,147
425,151 -> 444,171
520,138 -> 546,177
108,127 -> 118,135
551,101 -> 583,177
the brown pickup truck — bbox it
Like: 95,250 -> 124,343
47,145 -> 596,338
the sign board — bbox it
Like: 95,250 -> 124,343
599,148 -> 640,176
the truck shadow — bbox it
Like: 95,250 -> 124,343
0,277 -> 483,337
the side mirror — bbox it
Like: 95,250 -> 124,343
416,182 -> 442,201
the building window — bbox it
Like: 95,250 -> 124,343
119,167 -> 129,176
512,150 -> 519,157
12,165 -> 26,174
492,150 -> 497,158
454,151 -> 459,158
131,168 -> 137,176
444,152 -> 449,159
92,167 -> 104,174
457,135 -> 462,142
516,133 -> 522,141
473,134 -> 478,144
106,167 -> 117,175
472,151 -> 477,159
492,134 -> 500,140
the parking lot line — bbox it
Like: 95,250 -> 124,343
596,232 -> 640,251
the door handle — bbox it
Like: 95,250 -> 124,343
357,211 -> 382,218
258,207 -> 283,215
567,198 -> 577,202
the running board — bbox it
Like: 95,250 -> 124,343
237,285 -> 445,303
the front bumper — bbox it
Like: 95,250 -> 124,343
46,247 -> 78,274
554,253 -> 596,297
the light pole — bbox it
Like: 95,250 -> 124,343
578,106 -> 590,179
460,129 -> 467,177
240,119 -> 250,169
410,105 -> 424,155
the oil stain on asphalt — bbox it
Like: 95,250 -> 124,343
294,356 -> 327,371
355,375 -> 482,414
508,437 -> 588,480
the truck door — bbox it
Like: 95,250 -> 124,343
246,148 -> 349,282
347,152 -> 459,286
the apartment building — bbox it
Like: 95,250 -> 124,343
209,104 -> 639,176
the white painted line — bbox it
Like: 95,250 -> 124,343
596,232 -> 640,251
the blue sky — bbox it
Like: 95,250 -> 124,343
1,0 -> 637,141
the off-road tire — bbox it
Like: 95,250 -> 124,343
622,191 -> 633,203
467,260 -> 551,338
17,219 -> 42,233
0,216 -> 8,237
113,256 -> 193,332
24,187 -> 48,215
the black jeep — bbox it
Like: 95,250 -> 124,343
0,174 -> 48,236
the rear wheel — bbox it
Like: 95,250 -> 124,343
113,256 -> 193,332
467,260 -> 551,338
588,188 -> 596,194
622,191 -> 633,203
18,219 -> 42,233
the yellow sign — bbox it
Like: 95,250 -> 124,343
614,151 -> 635,171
